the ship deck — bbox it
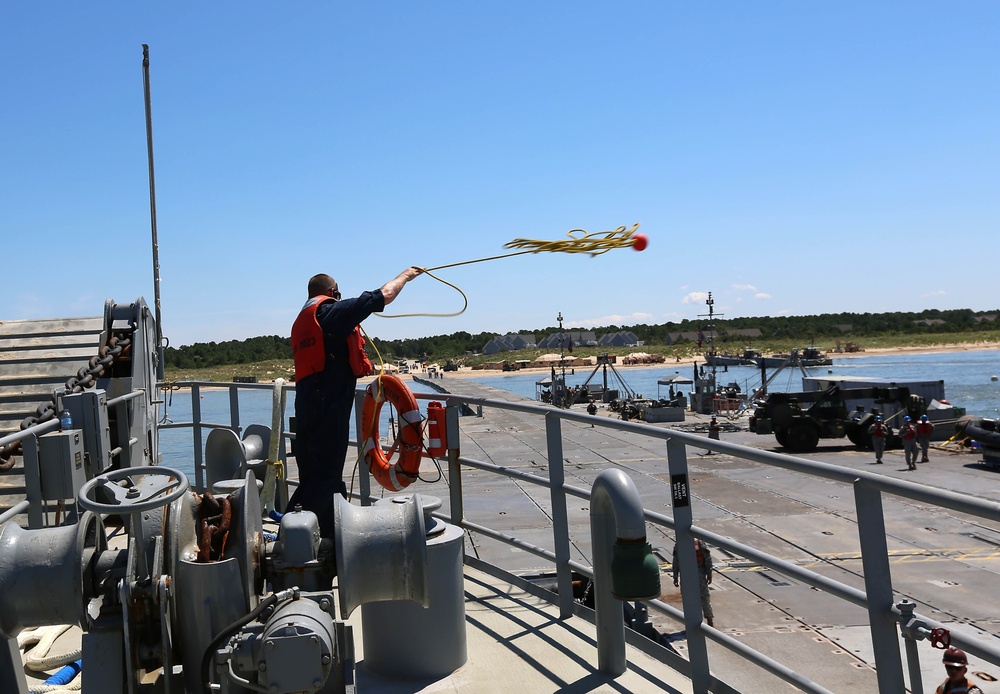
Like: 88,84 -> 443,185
12,373 -> 1000,693
368,374 -> 1000,693
24,562 -> 692,693
348,564 -> 691,693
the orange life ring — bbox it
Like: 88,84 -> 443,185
361,374 -> 424,491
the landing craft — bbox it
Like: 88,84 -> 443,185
2,299 -> 1000,692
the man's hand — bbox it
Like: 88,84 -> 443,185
382,267 -> 423,304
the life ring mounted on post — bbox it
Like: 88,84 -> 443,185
361,374 -> 424,492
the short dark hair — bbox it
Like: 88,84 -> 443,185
308,273 -> 337,298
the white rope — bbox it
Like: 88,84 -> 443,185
18,625 -> 83,692
21,625 -> 81,671
30,682 -> 81,694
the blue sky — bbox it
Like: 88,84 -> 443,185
2,3 -> 997,347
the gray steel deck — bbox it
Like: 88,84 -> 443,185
386,375 -> 1000,693
349,564 -> 691,693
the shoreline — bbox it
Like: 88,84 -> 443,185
421,341 -> 1000,381
167,341 -> 1000,388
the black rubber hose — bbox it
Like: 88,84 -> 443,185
201,589 -> 299,692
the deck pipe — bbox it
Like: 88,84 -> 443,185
590,468 -> 661,676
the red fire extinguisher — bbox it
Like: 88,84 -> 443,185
426,401 -> 447,457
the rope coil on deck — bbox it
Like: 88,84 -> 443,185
18,625 -> 83,692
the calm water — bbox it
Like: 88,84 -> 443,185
159,351 -> 1000,479
468,349 -> 1000,418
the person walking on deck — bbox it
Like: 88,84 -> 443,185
673,538 -> 715,627
868,416 -> 890,464
900,416 -> 918,470
917,414 -> 935,462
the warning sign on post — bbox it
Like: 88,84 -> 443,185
671,474 -> 690,508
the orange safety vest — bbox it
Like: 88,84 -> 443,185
936,676 -> 982,693
871,423 -> 888,438
901,424 -> 917,441
917,421 -> 933,436
291,297 -> 373,381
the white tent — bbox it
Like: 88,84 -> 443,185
657,374 -> 693,386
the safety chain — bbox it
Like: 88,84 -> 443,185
197,493 -> 232,562
0,335 -> 133,471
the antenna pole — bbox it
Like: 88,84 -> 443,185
142,44 -> 165,379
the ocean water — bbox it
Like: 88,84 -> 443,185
467,349 -> 1000,419
159,351 -> 1000,479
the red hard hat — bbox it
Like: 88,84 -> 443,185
942,647 -> 968,666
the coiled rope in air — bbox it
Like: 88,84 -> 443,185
376,223 -> 644,319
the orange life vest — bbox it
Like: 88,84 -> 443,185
901,423 -> 917,441
871,423 -> 888,438
291,297 -> 373,381
936,676 -> 982,693
917,421 -> 933,436
346,326 -> 374,378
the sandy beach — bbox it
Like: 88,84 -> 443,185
174,341 -> 1000,389
408,340 -> 1000,382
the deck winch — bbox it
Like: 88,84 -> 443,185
0,465 -> 442,693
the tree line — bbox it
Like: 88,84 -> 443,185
163,308 -> 999,370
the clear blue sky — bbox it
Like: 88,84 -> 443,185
2,3 -> 997,347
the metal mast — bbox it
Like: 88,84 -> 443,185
698,292 -> 723,386
557,311 -> 566,408
142,44 -> 165,379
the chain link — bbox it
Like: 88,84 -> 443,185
0,335 -> 133,470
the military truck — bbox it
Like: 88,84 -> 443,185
749,385 -> 924,453
443,359 -> 459,372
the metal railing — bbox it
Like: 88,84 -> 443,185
392,391 -> 1000,694
157,380 -> 1000,694
0,388 -> 151,529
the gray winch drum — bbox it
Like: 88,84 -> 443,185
361,495 -> 467,678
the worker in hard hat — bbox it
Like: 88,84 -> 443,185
868,415 -> 890,464
899,415 -> 918,470
936,646 -> 983,693
672,538 -> 714,627
916,414 -> 935,463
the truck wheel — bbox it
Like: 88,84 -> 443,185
786,423 -> 820,452
846,423 -> 873,449
774,428 -> 789,447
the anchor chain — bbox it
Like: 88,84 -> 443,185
0,335 -> 133,471
197,493 -> 232,562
